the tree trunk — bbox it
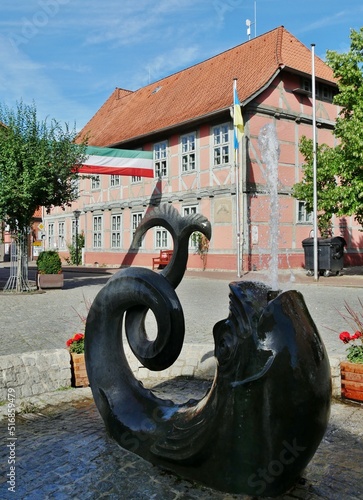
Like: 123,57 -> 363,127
3,230 -> 31,292
16,233 -> 29,292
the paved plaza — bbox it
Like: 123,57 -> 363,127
0,263 -> 363,499
1,264 -> 362,359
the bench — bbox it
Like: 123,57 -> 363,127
152,250 -> 173,269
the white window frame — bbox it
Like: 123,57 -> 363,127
182,205 -> 198,249
48,222 -> 55,249
213,124 -> 230,166
297,201 -> 313,223
154,141 -> 168,178
181,133 -> 196,172
131,176 -> 142,183
58,221 -> 65,249
155,226 -> 169,249
93,215 -> 103,248
132,212 -> 144,247
111,214 -> 122,248
110,175 -> 121,187
91,175 -> 101,190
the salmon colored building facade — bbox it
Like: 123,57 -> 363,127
44,27 -> 362,271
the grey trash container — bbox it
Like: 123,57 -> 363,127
302,236 -> 346,276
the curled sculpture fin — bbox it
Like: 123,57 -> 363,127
134,204 -> 211,288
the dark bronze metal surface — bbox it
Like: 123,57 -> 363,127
85,205 -> 331,497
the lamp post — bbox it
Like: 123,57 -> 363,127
73,210 -> 81,266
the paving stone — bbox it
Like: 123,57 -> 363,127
0,381 -> 362,500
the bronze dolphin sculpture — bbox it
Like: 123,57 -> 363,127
85,205 -> 331,497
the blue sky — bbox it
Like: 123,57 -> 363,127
0,1 -> 361,131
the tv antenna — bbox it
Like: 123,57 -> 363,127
246,1 -> 257,40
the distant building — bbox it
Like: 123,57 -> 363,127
45,26 -> 362,271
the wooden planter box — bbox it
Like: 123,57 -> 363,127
70,352 -> 89,387
37,273 -> 64,290
341,361 -> 363,402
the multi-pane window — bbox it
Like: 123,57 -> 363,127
154,141 -> 168,177
182,205 -> 198,249
155,227 -> 168,248
71,177 -> 79,197
93,215 -> 103,248
110,175 -> 121,187
48,223 -> 55,249
297,201 -> 313,223
181,133 -> 196,172
58,222 -> 65,249
132,212 -> 143,247
91,176 -> 100,190
301,78 -> 336,102
131,176 -> 142,183
111,214 -> 122,248
213,124 -> 230,166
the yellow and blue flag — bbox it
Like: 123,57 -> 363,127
233,87 -> 244,149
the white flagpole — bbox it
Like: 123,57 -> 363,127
234,78 -> 242,277
311,44 -> 319,281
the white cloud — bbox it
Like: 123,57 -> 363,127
297,8 -> 363,34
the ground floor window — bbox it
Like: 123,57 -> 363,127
155,226 -> 169,248
182,205 -> 198,249
111,214 -> 122,248
58,221 -> 65,249
132,212 -> 144,247
297,201 -> 313,223
47,222 -> 55,249
93,215 -> 103,248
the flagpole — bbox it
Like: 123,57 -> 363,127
311,44 -> 319,282
234,78 -> 242,278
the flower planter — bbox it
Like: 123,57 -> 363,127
70,352 -> 89,387
37,273 -> 64,290
340,361 -> 363,402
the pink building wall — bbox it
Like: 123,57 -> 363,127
44,71 -> 362,271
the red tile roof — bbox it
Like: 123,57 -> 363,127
79,26 -> 335,147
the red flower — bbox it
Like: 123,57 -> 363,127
73,333 -> 84,341
352,331 -> 363,340
66,333 -> 84,348
339,331 -> 352,344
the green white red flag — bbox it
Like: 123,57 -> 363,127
79,146 -> 154,178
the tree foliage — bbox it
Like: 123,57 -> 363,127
0,101 -> 87,234
292,136 -> 340,237
292,28 -> 363,230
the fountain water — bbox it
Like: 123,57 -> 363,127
258,123 -> 280,291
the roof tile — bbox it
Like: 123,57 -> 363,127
79,26 -> 335,147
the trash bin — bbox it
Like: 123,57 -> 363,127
302,236 -> 346,276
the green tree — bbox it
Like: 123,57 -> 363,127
0,101 -> 87,291
293,28 -> 363,232
292,136 -> 340,238
326,27 -> 363,226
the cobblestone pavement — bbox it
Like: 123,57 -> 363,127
0,381 -> 362,500
0,264 -> 362,359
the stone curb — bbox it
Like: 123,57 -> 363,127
0,344 -> 342,417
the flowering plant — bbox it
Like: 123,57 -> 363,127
339,299 -> 363,364
66,333 -> 85,354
